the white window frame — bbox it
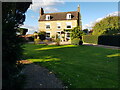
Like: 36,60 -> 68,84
46,15 -> 50,20
66,22 -> 72,29
45,23 -> 50,29
46,31 -> 51,38
57,23 -> 61,29
66,13 -> 71,19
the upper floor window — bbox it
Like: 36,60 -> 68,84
46,15 -> 50,20
66,22 -> 72,29
46,23 -> 50,29
66,13 -> 71,19
57,23 -> 61,29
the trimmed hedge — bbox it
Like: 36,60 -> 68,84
82,35 -> 99,44
71,38 -> 80,45
98,35 -> 120,47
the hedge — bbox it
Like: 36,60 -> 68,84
71,38 -> 83,45
98,35 -> 120,47
82,35 -> 99,44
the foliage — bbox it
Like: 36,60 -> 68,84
70,26 -> 85,40
83,28 -> 89,34
23,44 -> 119,88
71,38 -> 80,45
17,28 -> 28,35
43,40 -> 49,45
38,31 -> 46,41
2,2 -> 31,89
51,35 -> 55,41
98,35 -> 120,47
82,35 -> 99,44
92,16 -> 120,35
55,38 -> 60,46
34,38 -> 41,44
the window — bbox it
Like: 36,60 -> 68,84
57,23 -> 61,29
67,33 -> 70,37
46,32 -> 50,38
66,22 -> 72,29
56,31 -> 61,38
67,25 -> 71,28
66,13 -> 71,19
46,23 -> 50,29
46,15 -> 50,20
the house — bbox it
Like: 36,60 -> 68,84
38,5 -> 82,41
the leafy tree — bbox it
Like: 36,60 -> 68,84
70,26 -> 85,40
17,28 -> 28,35
2,2 -> 31,89
92,16 -> 120,35
83,28 -> 89,34
38,31 -> 46,41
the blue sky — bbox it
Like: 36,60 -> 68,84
21,1 -> 118,34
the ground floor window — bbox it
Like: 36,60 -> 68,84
56,32 -> 61,38
67,33 -> 70,38
46,32 -> 50,38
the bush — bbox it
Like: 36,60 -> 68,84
83,35 -> 99,44
71,26 -> 85,40
38,31 -> 46,41
71,38 -> 80,45
51,35 -> 55,41
2,2 -> 31,89
43,40 -> 49,45
98,35 -> 120,47
55,38 -> 60,46
34,39 -> 40,44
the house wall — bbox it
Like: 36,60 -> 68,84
38,20 -> 78,38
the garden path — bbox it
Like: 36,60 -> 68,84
22,63 -> 64,88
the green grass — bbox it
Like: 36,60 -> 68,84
23,44 -> 119,88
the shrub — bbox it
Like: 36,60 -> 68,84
71,38 -> 80,45
38,31 -> 46,41
98,35 -> 120,47
51,35 -> 55,41
82,35 -> 99,44
2,2 -> 31,89
43,40 -> 49,45
34,39 -> 40,44
71,26 -> 85,40
55,38 -> 60,46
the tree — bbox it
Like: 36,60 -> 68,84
71,26 -> 85,40
38,31 -> 46,41
2,2 -> 31,89
92,16 -> 120,35
17,28 -> 28,35
83,28 -> 89,34
70,26 -> 85,45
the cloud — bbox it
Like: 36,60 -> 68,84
29,0 -> 64,12
20,24 -> 39,34
106,11 -> 120,17
44,7 -> 59,12
83,11 -> 119,30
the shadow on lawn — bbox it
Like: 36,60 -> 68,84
22,44 -> 119,88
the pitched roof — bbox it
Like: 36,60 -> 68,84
38,11 -> 79,21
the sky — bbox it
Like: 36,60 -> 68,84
20,1 -> 119,34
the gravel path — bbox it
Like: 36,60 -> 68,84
22,63 -> 64,88
83,43 -> 120,50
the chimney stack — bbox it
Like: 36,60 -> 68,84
77,4 -> 80,12
40,7 -> 44,16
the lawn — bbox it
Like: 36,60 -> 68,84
22,44 -> 119,88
